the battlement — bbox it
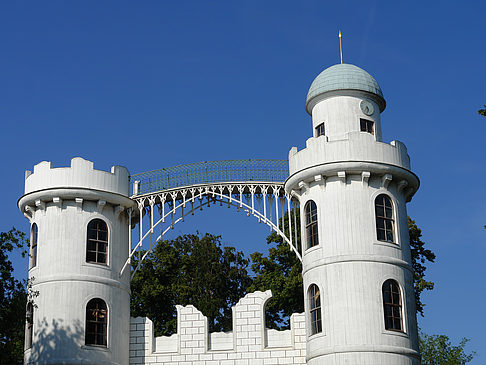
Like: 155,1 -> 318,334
129,291 -> 306,364
288,131 -> 411,176
24,157 -> 130,196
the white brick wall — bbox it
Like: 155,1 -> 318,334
129,291 -> 306,364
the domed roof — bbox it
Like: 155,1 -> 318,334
305,63 -> 385,114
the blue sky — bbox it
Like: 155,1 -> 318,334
1,1 -> 484,361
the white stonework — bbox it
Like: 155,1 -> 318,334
285,65 -> 420,364
129,291 -> 306,365
19,63 -> 421,365
19,157 -> 134,365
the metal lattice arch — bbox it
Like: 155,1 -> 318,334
120,159 -> 301,279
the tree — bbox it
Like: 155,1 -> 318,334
420,331 -> 475,364
409,217 -> 436,316
130,233 -> 252,336
248,209 -> 303,329
0,229 -> 28,365
478,105 -> 486,117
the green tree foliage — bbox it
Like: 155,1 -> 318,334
130,233 -> 252,336
478,105 -> 486,117
420,331 -> 475,364
248,209 -> 303,329
0,228 -> 28,365
409,218 -> 436,316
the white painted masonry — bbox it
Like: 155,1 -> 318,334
129,291 -> 306,365
19,62 -> 421,364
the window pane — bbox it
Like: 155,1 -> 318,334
98,230 -> 108,242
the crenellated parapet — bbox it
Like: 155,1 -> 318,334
19,157 -> 135,221
129,291 -> 306,364
286,132 -> 419,202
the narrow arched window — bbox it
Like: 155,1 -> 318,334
305,200 -> 319,249
309,284 -> 322,335
25,303 -> 33,349
86,219 -> 108,264
30,223 -> 38,269
382,279 -> 403,331
86,298 -> 108,347
375,194 -> 395,243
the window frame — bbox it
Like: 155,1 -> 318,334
382,279 -> 404,332
374,194 -> 395,244
308,284 -> 322,335
304,200 -> 319,249
360,118 -> 374,135
315,122 -> 325,137
86,219 -> 109,265
85,298 -> 108,347
30,223 -> 38,269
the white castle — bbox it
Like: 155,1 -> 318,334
19,63 -> 421,364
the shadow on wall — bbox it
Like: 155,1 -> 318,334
26,318 -> 110,364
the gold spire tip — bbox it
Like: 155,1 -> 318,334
339,30 -> 343,64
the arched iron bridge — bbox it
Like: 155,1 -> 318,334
120,159 -> 301,279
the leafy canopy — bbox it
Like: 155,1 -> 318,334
0,228 -> 28,365
130,233 -> 252,335
420,331 -> 475,364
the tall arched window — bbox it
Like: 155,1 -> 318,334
86,298 -> 108,347
382,279 -> 403,331
305,200 -> 319,249
25,303 -> 33,349
308,284 -> 322,335
30,223 -> 38,269
375,194 -> 395,243
86,219 -> 108,264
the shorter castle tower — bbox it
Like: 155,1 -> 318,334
18,157 -> 134,365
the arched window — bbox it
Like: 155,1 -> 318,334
25,303 -> 33,349
382,279 -> 403,331
86,298 -> 108,347
375,194 -> 395,243
86,219 -> 108,264
305,200 -> 319,249
30,223 -> 38,268
309,284 -> 322,335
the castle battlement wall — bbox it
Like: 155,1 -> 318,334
24,157 -> 130,196
129,291 -> 306,365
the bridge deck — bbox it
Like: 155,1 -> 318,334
131,159 -> 289,196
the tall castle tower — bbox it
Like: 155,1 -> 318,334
285,64 -> 420,364
18,157 -> 134,364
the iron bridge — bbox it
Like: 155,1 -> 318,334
121,159 -> 301,278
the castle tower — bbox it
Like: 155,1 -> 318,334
285,64 -> 420,364
18,157 -> 134,365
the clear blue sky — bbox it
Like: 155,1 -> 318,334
1,1 -> 484,361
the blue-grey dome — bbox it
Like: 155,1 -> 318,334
305,63 -> 385,114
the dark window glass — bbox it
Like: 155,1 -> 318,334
30,224 -> 38,269
360,118 -> 374,135
305,200 -> 319,249
375,194 -> 395,243
382,280 -> 403,331
25,303 -> 33,349
86,298 -> 108,347
86,219 -> 108,264
309,284 -> 322,335
315,123 -> 325,137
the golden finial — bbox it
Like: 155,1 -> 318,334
339,30 -> 343,64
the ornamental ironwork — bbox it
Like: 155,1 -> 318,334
131,159 -> 289,195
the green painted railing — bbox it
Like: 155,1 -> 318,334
131,159 -> 289,195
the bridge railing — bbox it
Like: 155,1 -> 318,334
130,159 -> 289,195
